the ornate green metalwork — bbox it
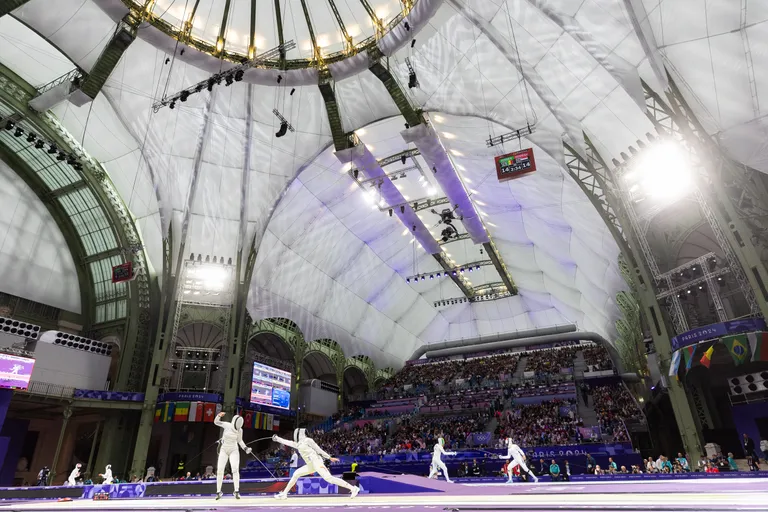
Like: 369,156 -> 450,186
615,256 -> 647,376
345,354 -> 376,390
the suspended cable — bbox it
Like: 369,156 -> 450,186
503,0 -> 537,126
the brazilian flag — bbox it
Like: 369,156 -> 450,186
722,334 -> 749,366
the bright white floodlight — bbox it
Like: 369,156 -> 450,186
631,141 -> 692,200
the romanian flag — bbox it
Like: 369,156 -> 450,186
722,334 -> 749,366
747,331 -> 768,362
682,345 -> 697,371
162,402 -> 175,422
188,402 -> 204,422
174,402 -> 190,421
699,345 -> 714,368
203,402 -> 217,422
154,404 -> 163,423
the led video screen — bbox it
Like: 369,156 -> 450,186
250,362 -> 291,410
0,353 -> 35,390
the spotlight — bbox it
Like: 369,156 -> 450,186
74,163 -> 82,171
389,209 -> 393,217
165,57 -> 170,65
290,88 -> 296,95
401,155 -> 407,165
432,166 -> 437,174
26,132 -> 36,143
234,70 -> 244,81
421,276 -> 425,281
34,139 -> 44,149
277,74 -> 283,84
66,155 -> 77,166
404,21 -> 411,31
411,39 -> 416,48
430,275 -> 434,280
207,78 -> 215,91
406,278 -> 410,284
275,121 -> 288,138
169,100 -> 176,109
4,120 -> 14,130
56,151 -> 66,161
180,90 -> 190,102
13,127 -> 23,137
400,206 -> 405,214
408,71 -> 417,89
225,74 -> 234,86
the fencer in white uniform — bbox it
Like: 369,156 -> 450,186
427,438 -> 456,483
272,428 -> 360,499
99,464 -> 113,484
214,412 -> 252,500
499,438 -> 538,483
67,463 -> 81,486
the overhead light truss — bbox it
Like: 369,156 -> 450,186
152,40 -> 296,112
486,123 -> 536,148
406,259 -> 492,283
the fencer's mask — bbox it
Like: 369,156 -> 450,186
233,415 -> 244,431
76,463 -> 82,468
293,428 -> 307,443
438,437 -> 445,447
106,464 -> 111,471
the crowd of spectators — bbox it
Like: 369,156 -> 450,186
525,347 -> 578,375
312,421 -> 391,455
389,412 -> 492,451
582,345 -> 613,372
495,399 -> 582,447
382,354 -> 519,391
590,385 -> 644,442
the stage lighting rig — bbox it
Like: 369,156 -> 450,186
406,57 -> 418,89
273,109 -> 295,138
486,123 -> 536,148
406,261 -> 489,283
151,41 -> 296,112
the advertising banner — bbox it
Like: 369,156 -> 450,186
671,318 -> 766,350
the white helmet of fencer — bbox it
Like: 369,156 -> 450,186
233,414 -> 244,431
293,428 -> 307,443
438,437 -> 445,447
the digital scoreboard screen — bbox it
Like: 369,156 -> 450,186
0,353 -> 35,390
250,362 -> 292,410
495,148 -> 537,182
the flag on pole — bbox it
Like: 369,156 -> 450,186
188,402 -> 204,422
255,412 -> 262,429
203,403 -> 217,422
682,345 -> 697,370
747,331 -> 768,362
699,345 -> 714,368
266,413 -> 274,431
273,418 -> 280,431
154,404 -> 163,423
722,334 -> 749,365
215,403 -> 223,417
174,402 -> 190,421
669,350 -> 682,379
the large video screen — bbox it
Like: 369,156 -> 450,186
0,353 -> 35,390
250,362 -> 292,410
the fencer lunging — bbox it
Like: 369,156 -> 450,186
99,464 -> 113,484
499,438 -> 538,483
214,412 -> 252,500
427,438 -> 456,483
272,428 -> 360,499
67,463 -> 81,486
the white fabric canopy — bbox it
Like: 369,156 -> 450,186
2,0 -> 763,365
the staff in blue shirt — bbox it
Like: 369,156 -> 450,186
549,460 -> 561,481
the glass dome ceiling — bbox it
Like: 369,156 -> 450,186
141,0 -> 409,64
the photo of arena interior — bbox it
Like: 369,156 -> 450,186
0,0 -> 768,511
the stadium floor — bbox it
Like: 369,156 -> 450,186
1,476 -> 765,512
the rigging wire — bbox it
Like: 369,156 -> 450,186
503,0 -> 537,127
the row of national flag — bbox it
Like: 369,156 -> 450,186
153,401 -> 280,430
670,331 -> 768,377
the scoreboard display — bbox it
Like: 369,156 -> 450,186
111,262 -> 133,283
495,148 -> 537,182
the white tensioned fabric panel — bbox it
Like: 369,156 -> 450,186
419,113 -> 626,342
11,0 -> 116,73
0,16 -> 75,87
390,0 -> 653,161
0,159 -> 81,313
639,0 -> 768,174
